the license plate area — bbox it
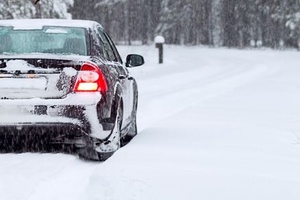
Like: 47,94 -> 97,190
0,76 -> 47,90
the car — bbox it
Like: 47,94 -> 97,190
0,19 -> 144,161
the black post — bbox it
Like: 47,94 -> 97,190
155,36 -> 165,64
156,43 -> 163,64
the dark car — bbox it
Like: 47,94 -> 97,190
0,19 -> 144,161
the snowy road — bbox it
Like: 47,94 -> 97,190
1,46 -> 300,200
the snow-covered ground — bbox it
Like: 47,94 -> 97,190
1,45 -> 300,200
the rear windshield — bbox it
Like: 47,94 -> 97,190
0,26 -> 87,56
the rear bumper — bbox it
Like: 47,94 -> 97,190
0,122 -> 93,151
0,114 -> 82,125
0,92 -> 109,141
0,93 -> 102,106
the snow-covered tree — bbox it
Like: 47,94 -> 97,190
0,0 -> 73,19
3,0 -> 300,48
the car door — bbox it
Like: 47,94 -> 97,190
96,27 -> 134,128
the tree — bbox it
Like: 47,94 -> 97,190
3,0 -> 300,49
0,0 -> 73,19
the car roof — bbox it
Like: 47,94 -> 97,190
0,19 -> 103,30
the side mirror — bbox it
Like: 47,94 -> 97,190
125,54 -> 145,67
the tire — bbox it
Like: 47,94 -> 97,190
78,147 -> 114,162
78,99 -> 123,161
121,85 -> 138,146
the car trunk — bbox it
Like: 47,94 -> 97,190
0,58 -> 80,99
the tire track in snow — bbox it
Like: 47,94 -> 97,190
137,63 -> 280,129
84,169 -> 150,200
0,154 -> 97,200
0,46 -> 295,200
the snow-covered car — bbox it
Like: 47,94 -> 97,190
0,19 -> 144,161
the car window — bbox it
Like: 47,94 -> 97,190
102,31 -> 123,64
97,28 -> 117,62
94,30 -> 108,59
0,26 -> 87,55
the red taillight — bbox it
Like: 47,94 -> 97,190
74,62 -> 108,92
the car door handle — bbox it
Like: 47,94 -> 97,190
119,75 -> 126,79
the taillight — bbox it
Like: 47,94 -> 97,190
74,62 -> 108,92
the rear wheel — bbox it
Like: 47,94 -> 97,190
78,99 -> 123,161
121,87 -> 138,146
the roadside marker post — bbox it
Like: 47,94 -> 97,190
155,36 -> 165,64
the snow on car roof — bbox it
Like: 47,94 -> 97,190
0,19 -> 103,30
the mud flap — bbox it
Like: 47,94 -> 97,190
78,147 -> 114,161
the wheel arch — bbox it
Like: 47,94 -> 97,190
97,81 -> 123,127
